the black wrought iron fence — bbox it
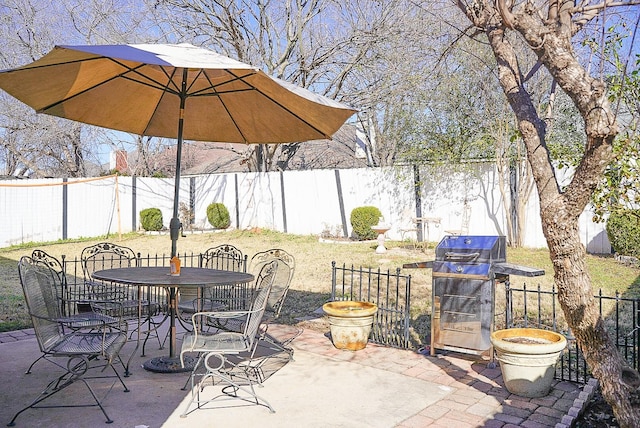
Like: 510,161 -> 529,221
329,263 -> 639,385
58,251 -> 637,385
330,262 -> 412,349
137,251 -> 201,268
502,282 -> 640,384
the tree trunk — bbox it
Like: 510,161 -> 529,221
458,2 -> 640,425
542,205 -> 638,425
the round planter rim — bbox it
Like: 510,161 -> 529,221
491,328 -> 567,355
322,301 -> 378,317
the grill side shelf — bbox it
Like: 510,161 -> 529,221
492,262 -> 545,277
402,261 -> 434,269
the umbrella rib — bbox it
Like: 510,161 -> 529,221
109,59 -> 181,95
186,69 -> 256,98
138,67 -> 183,137
183,69 -> 255,143
188,88 -> 255,98
3,56 -> 100,72
228,70 -> 333,140
36,60 -> 180,113
217,94 -> 250,143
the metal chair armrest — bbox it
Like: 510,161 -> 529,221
192,297 -> 228,312
191,308 -> 256,323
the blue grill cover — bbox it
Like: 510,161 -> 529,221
435,235 -> 506,263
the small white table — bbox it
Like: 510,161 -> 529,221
416,216 -> 442,246
371,225 -> 391,253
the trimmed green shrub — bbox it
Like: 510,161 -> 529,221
350,206 -> 382,240
207,202 -> 231,229
606,209 -> 640,257
140,208 -> 163,231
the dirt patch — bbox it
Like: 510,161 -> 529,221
576,389 -> 640,427
503,337 -> 552,344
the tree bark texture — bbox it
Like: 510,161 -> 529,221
458,1 -> 640,426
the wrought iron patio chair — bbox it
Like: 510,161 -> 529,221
176,244 -> 248,329
25,250 -> 121,374
248,249 -> 300,358
81,242 -> 164,366
9,256 -> 129,426
205,249 -> 299,358
179,260 -> 277,416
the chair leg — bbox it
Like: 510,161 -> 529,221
8,356 -> 128,426
123,331 -> 139,377
24,354 -> 46,374
140,312 -> 166,356
180,353 -> 275,417
8,376 -> 112,426
181,352 -> 204,391
180,372 -> 275,417
221,380 -> 275,412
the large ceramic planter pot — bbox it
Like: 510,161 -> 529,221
491,328 -> 567,398
322,301 -> 378,351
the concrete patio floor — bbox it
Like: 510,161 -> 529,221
0,318 -> 586,428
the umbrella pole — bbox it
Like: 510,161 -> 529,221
170,69 -> 188,259
166,70 -> 188,364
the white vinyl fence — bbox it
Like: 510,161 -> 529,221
0,163 -> 611,253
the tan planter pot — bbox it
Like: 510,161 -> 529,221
490,328 -> 567,398
322,301 -> 378,351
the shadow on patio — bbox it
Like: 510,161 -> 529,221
0,318 -> 452,428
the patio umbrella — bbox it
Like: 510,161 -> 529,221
0,43 -> 356,256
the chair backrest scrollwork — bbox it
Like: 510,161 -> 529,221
81,242 -> 138,279
249,249 -> 295,317
200,244 -> 247,272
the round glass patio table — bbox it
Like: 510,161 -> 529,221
92,266 -> 254,373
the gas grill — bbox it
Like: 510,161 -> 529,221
403,235 -> 544,358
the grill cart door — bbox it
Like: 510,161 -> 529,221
433,277 -> 494,356
431,260 -> 495,357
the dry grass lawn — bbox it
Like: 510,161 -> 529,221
0,229 -> 436,344
1,229 -> 638,348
